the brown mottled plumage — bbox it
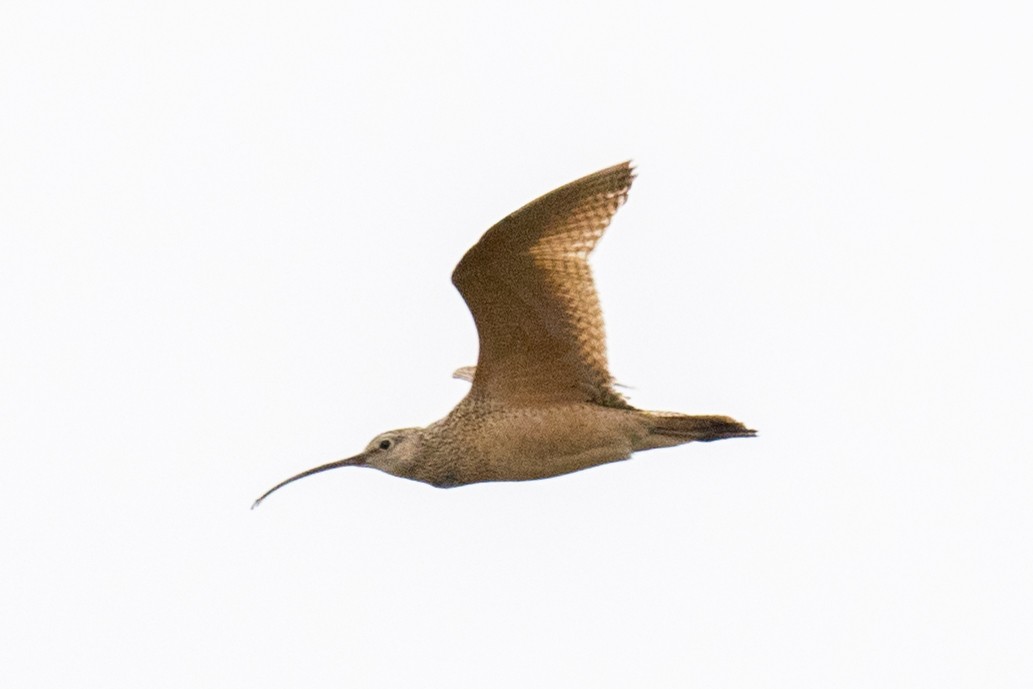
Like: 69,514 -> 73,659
253,162 -> 753,507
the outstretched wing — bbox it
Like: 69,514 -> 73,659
451,162 -> 635,407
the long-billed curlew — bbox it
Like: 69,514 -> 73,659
252,162 -> 754,507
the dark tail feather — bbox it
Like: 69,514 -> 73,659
647,413 -> 756,442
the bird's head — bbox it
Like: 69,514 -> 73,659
251,427 -> 424,508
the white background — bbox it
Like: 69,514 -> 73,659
2,2 -> 1031,687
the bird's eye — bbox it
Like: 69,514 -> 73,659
379,439 -> 392,450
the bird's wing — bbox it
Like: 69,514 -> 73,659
451,162 -> 635,407
452,366 -> 476,382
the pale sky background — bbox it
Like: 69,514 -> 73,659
2,2 -> 1031,688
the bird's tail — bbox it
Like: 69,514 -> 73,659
644,412 -> 756,443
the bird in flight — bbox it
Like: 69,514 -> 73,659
253,162 -> 753,507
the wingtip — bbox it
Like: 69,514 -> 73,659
614,159 -> 635,177
452,365 -> 476,383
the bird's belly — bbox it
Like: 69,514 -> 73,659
438,404 -> 645,483
497,442 -> 633,481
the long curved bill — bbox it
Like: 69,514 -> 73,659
251,453 -> 370,509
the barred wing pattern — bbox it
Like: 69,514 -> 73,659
452,162 -> 635,407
